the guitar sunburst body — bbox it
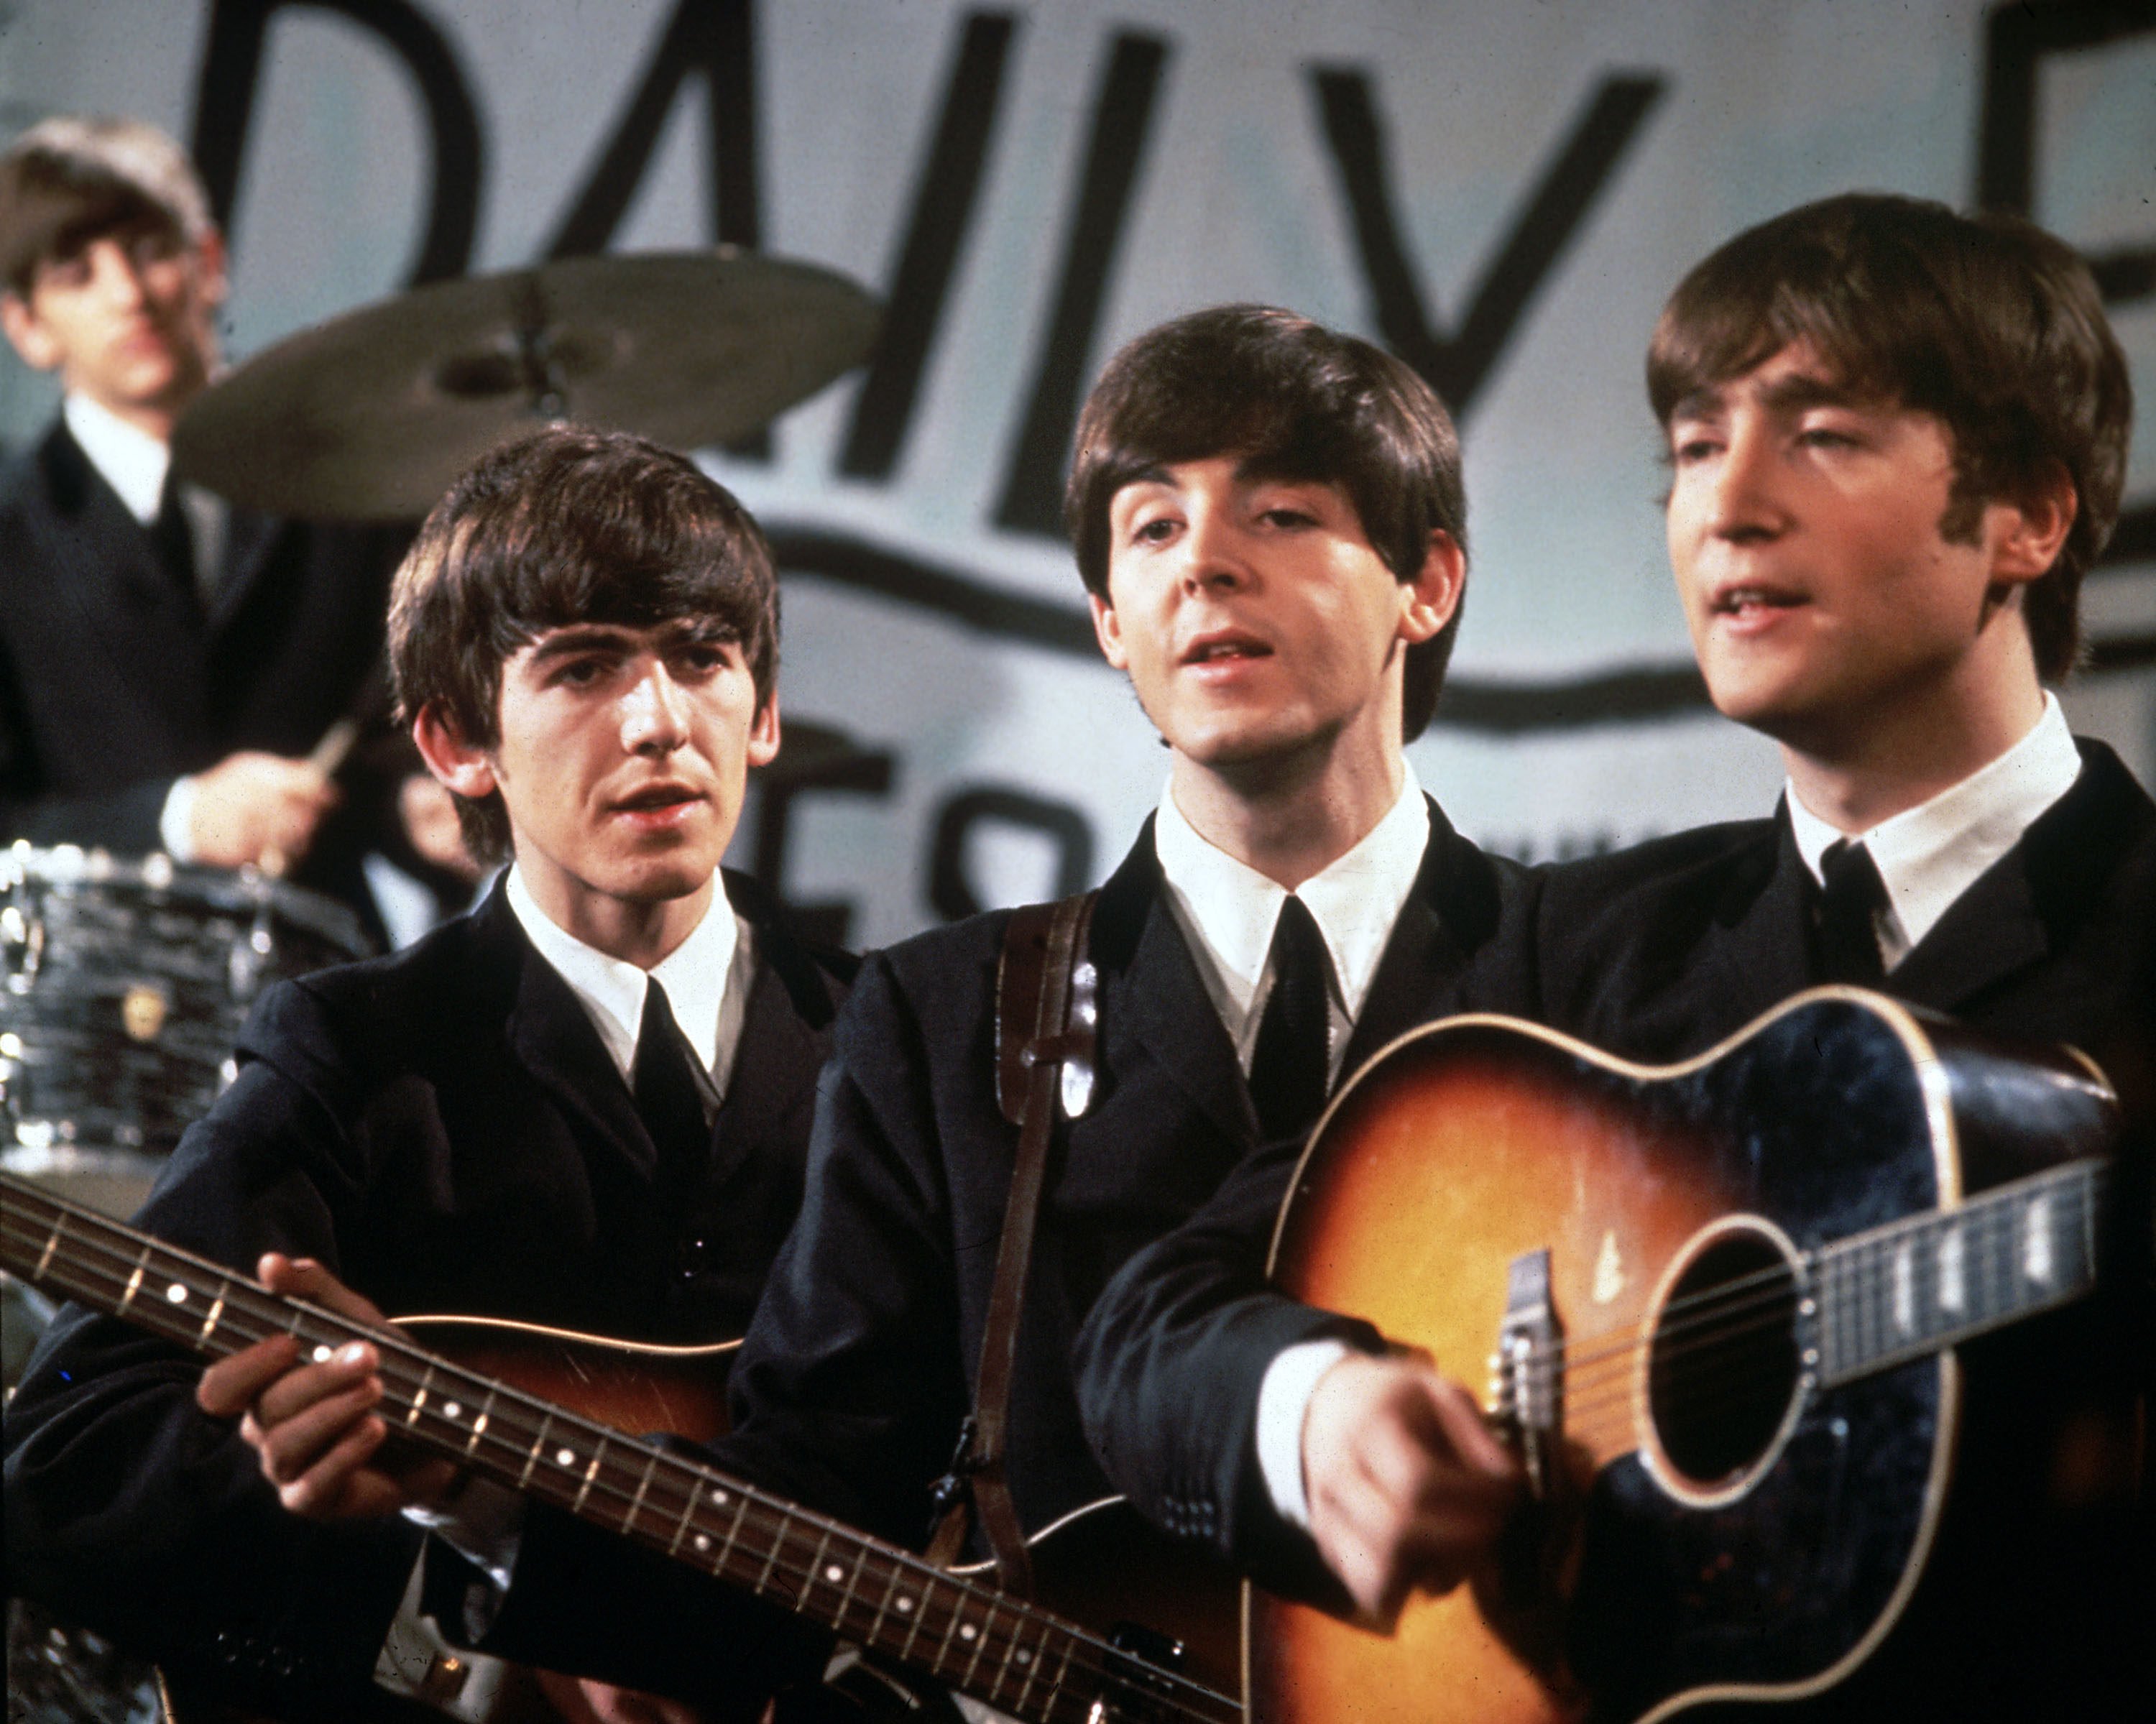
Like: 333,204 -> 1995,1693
1255,990 -> 2116,1724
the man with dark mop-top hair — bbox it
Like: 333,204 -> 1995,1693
201,305 -> 1544,1698
5,425 -> 853,1721
0,115 -> 425,930
1075,195 -> 2155,1719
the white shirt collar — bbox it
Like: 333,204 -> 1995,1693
504,867 -> 753,1095
1153,765 -> 1430,1076
64,392 -> 170,525
1785,692 -> 2081,964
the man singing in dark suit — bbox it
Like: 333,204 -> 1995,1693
0,116 -> 427,926
206,306 -> 1540,1697
1074,195 -> 2152,1716
3,426 -> 850,1721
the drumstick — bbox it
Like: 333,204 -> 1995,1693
308,716 -> 362,778
256,717 -> 363,877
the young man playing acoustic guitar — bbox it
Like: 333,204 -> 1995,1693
1075,195 -> 2154,1719
197,305 -> 1541,1704
4,425 -> 852,1721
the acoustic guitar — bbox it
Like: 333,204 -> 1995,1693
1254,987 -> 2122,1723
0,1174 -> 1238,1724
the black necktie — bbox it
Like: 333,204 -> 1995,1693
1814,839 -> 1889,985
151,474 -> 199,611
1248,895 -> 1332,1143
631,981 -> 718,1186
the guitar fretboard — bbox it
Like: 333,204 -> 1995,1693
1814,1159 -> 2104,1387
0,1175 -> 1235,1724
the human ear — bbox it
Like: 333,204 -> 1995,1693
746,693 -> 781,768
1,294 -> 62,372
411,704 -> 498,800
192,227 -> 230,310
1989,462 -> 2078,586
1397,531 -> 1467,645
1089,592 -> 1131,671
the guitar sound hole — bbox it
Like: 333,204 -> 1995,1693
1648,1227 -> 1801,1490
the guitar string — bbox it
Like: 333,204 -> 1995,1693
1555,1176 -> 2094,1429
1532,1175 -> 2102,1439
0,1210 -> 1210,1724
1535,1159 -> 2102,1390
0,1223 -> 1230,1724
3,1160 -> 2095,1464
1,1166 -> 2095,1503
0,1199 -> 1239,1724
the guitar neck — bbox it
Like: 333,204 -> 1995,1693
1812,1158 -> 2106,1388
0,1176 -> 1233,1724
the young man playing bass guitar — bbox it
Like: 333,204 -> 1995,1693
1074,194 -> 2154,1720
4,426 -> 853,1721
198,305 -> 1542,1705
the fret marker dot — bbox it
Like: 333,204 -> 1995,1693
959,1624 -> 977,1642
311,1345 -> 333,1363
443,1401 -> 461,1421
895,1597 -> 914,1614
713,1491 -> 728,1506
1015,1650 -> 1031,1666
165,1283 -> 188,1303
694,1534 -> 711,1552
557,1447 -> 576,1467
824,1564 -> 844,1583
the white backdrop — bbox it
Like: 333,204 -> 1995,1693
4,0 -> 2150,948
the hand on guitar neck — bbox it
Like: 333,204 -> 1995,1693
1300,1350 -> 1525,1624
196,1253 -> 464,1519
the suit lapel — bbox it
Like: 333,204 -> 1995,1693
1886,744 -> 2146,1013
36,425 -> 210,729
205,507 -> 285,637
1342,800 -> 1508,1074
704,876 -> 839,1187
1093,824 -> 1257,1146
1697,806 -> 1816,1031
492,890 -> 654,1181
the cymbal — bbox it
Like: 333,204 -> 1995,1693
173,248 -> 879,520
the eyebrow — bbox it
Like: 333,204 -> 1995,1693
1670,371 -> 1866,425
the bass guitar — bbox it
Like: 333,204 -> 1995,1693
0,1174 -> 1238,1724
1256,987 -> 2121,1723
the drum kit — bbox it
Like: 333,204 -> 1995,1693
2,246 -> 878,1723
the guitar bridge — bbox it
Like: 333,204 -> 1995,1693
1491,1248 -> 1563,1501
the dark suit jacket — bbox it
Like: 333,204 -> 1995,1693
0,418 -> 407,926
1,871 -> 850,1719
1079,741 -> 2152,1714
1528,736 -> 2156,1719
489,804 -> 1538,1687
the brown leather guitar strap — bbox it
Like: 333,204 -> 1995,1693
923,889 -> 1100,1592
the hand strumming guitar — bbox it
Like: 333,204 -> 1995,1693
1301,1350 -> 1523,1625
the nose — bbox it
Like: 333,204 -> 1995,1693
1701,418 -> 1786,543
619,659 -> 691,755
87,239 -> 152,310
1176,504 -> 1250,594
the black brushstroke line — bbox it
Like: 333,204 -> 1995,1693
839,13 -> 1016,481
992,33 -> 1169,536
767,525 -> 1710,733
771,523 -> 2156,729
195,0 -> 482,285
1313,69 -> 1664,416
1978,0 -> 2156,215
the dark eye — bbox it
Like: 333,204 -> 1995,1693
1260,507 -> 1317,529
1669,434 -> 1720,466
676,641 -> 733,676
1132,515 -> 1179,545
553,657 -> 607,687
1797,426 -> 1859,451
